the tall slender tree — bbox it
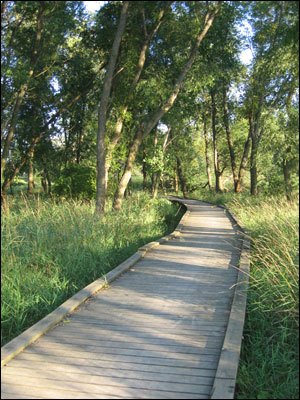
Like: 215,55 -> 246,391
94,1 -> 129,216
113,1 -> 222,210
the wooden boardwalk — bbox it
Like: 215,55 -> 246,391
1,198 -> 248,399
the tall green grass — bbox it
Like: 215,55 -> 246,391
232,197 -> 299,400
192,190 -> 299,399
1,193 -> 184,346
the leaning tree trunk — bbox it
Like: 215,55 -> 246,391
94,1 -> 129,216
113,128 -> 144,210
113,3 -> 222,210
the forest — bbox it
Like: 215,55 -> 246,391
1,1 -> 299,399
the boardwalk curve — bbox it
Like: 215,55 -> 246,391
1,197 -> 249,399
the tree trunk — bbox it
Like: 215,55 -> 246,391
27,146 -> 35,196
151,125 -> 170,199
44,166 -> 52,196
76,125 -> 83,164
41,175 -> 47,193
113,128 -> 144,210
202,117 -> 213,190
160,174 -> 167,196
282,159 -> 293,201
176,156 -> 188,198
124,177 -> 132,198
211,91 -> 223,193
236,129 -> 251,193
174,167 -> 179,192
282,85 -> 296,201
152,172 -> 160,198
142,150 -> 147,192
249,95 -> 264,197
94,1 -> 129,217
222,84 -> 238,191
250,134 -> 260,196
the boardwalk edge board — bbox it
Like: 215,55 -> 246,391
209,204 -> 250,400
1,200 -> 188,367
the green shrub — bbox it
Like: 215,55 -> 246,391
53,164 -> 96,199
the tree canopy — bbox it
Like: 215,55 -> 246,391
1,0 -> 299,207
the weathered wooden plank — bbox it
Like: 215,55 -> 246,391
49,323 -> 227,337
1,386 -> 128,399
2,375 -> 211,398
45,327 -> 226,342
39,333 -> 224,348
5,359 -> 217,379
20,349 -> 219,367
23,342 -> 220,360
14,352 -> 219,373
37,332 -> 224,347
73,304 -> 232,315
66,315 -> 230,327
2,366 -> 214,392
56,322 -> 228,334
24,340 -> 221,356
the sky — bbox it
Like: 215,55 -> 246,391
84,1 -> 105,13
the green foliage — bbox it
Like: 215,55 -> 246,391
53,164 -> 96,199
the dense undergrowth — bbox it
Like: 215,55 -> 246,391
1,193 -> 184,346
192,190 -> 299,400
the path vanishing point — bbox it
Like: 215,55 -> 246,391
1,197 -> 250,399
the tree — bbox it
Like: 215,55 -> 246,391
245,1 -> 299,196
1,1 -> 86,198
94,1 -> 129,216
112,1 -> 222,210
